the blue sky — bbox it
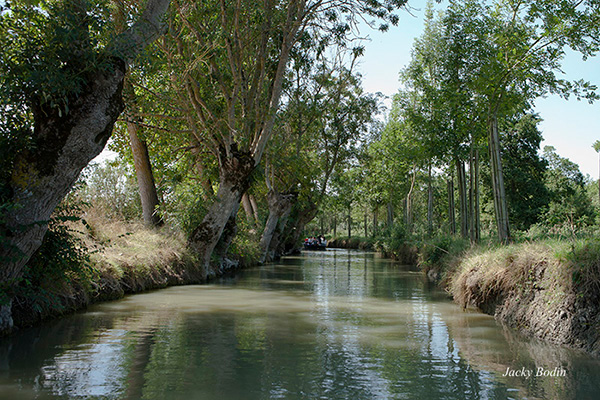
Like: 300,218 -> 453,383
356,3 -> 600,179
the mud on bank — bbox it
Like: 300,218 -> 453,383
428,240 -> 600,357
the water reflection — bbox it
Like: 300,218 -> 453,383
0,249 -> 599,399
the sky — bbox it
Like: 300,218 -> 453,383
355,2 -> 600,179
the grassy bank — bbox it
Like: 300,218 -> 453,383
415,236 -> 600,356
10,208 -> 259,331
327,236 -> 375,250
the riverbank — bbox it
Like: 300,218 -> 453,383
326,236 -> 374,251
8,211 -> 257,333
418,237 -> 600,357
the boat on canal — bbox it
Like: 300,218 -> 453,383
303,236 -> 327,250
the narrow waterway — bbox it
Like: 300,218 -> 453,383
1,249 -> 599,399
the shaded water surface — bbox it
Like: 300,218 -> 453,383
1,250 -> 599,399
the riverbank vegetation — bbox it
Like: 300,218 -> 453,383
1,0 -> 599,356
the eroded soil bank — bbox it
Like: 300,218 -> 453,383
429,241 -> 600,357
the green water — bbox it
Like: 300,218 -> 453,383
1,249 -> 599,399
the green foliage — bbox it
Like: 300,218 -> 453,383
418,234 -> 470,270
0,0 -> 113,192
499,114 -> 550,230
557,238 -> 600,302
78,160 -> 142,221
14,199 -> 94,312
160,180 -> 209,236
229,221 -> 261,267
542,146 -> 596,228
374,224 -> 408,255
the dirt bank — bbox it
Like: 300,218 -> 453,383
446,241 -> 600,357
327,237 -> 374,251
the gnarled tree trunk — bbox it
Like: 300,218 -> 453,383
276,200 -> 318,256
187,146 -> 255,279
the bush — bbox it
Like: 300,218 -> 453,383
14,199 -> 94,314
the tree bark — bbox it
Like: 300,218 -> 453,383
406,168 -> 417,233
347,206 -> 352,238
448,174 -> 456,235
456,157 -> 469,239
241,193 -> 256,228
248,195 -> 260,225
488,114 -> 510,242
372,205 -> 378,236
387,201 -> 394,229
469,147 -> 480,243
259,190 -> 295,263
213,204 -> 240,272
124,81 -> 162,227
187,145 -> 255,279
276,200 -> 318,256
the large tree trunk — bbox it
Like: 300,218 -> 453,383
456,157 -> 469,239
0,64 -> 126,332
249,195 -> 260,225
488,114 -> 510,242
187,146 -> 255,279
259,190 -> 295,263
213,205 -> 241,272
276,200 -> 318,256
124,81 -> 162,227
387,201 -> 394,229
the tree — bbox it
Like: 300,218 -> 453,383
158,0 -> 405,277
0,0 -> 171,332
498,114 -> 549,231
543,146 -> 595,229
593,140 -> 600,206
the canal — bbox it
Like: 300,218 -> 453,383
1,249 -> 599,399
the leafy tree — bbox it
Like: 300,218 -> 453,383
499,114 -> 549,231
593,140 -> 600,205
0,0 -> 170,332
543,146 -> 595,228
155,0 -> 406,275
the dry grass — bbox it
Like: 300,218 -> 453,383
76,207 -> 200,295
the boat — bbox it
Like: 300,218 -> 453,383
303,242 -> 327,250
303,237 -> 327,250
